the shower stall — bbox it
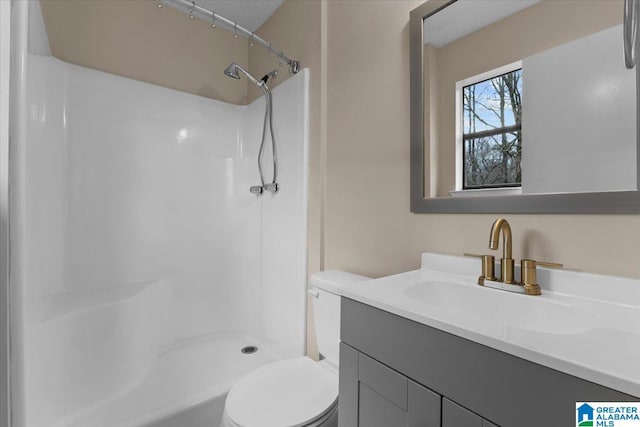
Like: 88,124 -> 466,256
2,2 -> 309,426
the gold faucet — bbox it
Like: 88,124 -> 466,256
466,218 -> 563,295
489,218 -> 516,284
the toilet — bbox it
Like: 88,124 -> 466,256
220,271 -> 369,427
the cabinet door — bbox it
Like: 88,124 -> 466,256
408,380 -> 442,427
339,343 -> 440,427
358,382 -> 407,427
442,398 -> 483,427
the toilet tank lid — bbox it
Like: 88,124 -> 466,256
310,270 -> 370,293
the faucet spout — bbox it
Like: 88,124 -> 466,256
489,218 -> 512,260
488,218 -> 515,284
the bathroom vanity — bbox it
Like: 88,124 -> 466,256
314,254 -> 640,427
339,300 -> 632,427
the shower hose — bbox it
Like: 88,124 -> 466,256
257,84 -> 278,193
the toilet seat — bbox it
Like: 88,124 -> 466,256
221,401 -> 337,427
223,356 -> 338,427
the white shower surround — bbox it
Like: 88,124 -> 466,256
0,2 -> 11,425
10,4 -> 309,425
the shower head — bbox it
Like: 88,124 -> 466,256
223,63 -> 261,87
223,63 -> 240,80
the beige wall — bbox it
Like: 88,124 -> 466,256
325,0 -> 422,278
426,0 -> 622,196
40,0 -> 249,104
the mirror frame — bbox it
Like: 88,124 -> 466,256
410,0 -> 640,214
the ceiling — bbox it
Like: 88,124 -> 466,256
196,0 -> 284,32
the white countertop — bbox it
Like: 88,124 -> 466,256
311,253 -> 640,397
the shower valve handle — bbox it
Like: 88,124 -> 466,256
264,183 -> 279,193
249,186 -> 263,194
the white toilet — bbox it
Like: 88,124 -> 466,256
220,271 -> 369,427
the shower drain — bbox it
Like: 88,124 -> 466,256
241,346 -> 258,355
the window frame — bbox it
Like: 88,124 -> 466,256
455,60 -> 523,192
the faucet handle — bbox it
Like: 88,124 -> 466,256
520,259 -> 563,296
464,253 -> 497,282
463,253 -> 483,258
536,261 -> 563,269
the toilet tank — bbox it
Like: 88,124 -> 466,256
309,271 -> 370,368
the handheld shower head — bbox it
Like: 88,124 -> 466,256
223,64 -> 278,195
223,63 -> 261,87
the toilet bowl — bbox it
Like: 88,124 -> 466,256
219,271 -> 369,427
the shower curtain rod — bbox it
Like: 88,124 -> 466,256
160,0 -> 300,74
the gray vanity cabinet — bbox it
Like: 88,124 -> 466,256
339,298 -> 638,427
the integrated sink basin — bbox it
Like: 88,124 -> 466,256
403,280 -> 599,336
312,252 -> 640,398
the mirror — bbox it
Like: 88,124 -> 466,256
410,0 -> 640,213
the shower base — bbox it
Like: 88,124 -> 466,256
62,334 -> 275,427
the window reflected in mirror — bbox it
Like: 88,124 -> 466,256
461,66 -> 522,191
